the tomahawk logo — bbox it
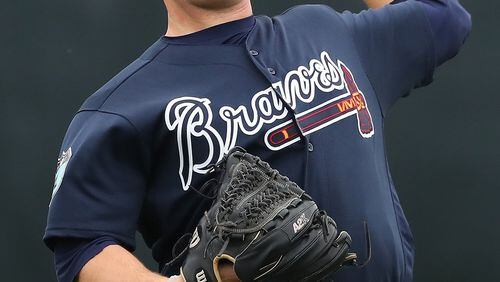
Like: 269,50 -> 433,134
166,51 -> 374,189
293,213 -> 309,233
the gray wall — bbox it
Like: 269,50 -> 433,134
1,1 -> 498,281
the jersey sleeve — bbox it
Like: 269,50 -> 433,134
340,0 -> 471,115
44,110 -> 150,251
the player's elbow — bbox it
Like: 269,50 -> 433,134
443,2 -> 472,64
448,1 -> 472,47
424,0 -> 472,65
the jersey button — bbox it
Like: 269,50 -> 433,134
267,67 -> 276,75
249,49 -> 259,56
307,142 -> 314,152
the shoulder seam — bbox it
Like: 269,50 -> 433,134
281,4 -> 330,15
95,43 -> 169,111
76,109 -> 142,136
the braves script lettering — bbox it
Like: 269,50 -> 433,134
165,52 -> 374,189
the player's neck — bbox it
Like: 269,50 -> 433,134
165,1 -> 253,37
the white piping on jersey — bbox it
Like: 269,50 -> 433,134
165,51 -> 371,190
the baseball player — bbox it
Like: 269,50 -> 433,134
44,0 -> 471,281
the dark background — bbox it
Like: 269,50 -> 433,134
1,0 -> 498,281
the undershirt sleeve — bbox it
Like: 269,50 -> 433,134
54,236 -> 119,282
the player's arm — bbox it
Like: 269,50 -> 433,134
78,244 -> 235,282
339,0 -> 471,114
44,111 -> 159,282
363,0 -> 393,9
78,244 -> 180,282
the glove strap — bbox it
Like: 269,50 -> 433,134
161,233 -> 192,276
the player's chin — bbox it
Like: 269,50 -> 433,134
187,0 -> 245,10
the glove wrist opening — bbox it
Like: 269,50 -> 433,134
214,255 -> 240,282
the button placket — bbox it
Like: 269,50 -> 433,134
249,49 -> 259,56
307,142 -> 314,152
246,44 -> 307,143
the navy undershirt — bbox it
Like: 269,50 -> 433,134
54,237 -> 118,281
52,1 -> 467,280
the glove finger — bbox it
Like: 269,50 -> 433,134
297,231 -> 353,282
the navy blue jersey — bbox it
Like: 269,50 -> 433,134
44,1 -> 470,281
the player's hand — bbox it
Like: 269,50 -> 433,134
218,263 -> 240,282
363,0 -> 393,9
167,275 -> 185,282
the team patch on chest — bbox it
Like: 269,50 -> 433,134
165,51 -> 374,189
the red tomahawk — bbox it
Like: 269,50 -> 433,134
265,63 -> 374,151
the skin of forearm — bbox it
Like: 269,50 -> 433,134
363,0 -> 394,8
77,245 -> 170,282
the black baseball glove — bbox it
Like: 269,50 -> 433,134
166,147 -> 356,282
